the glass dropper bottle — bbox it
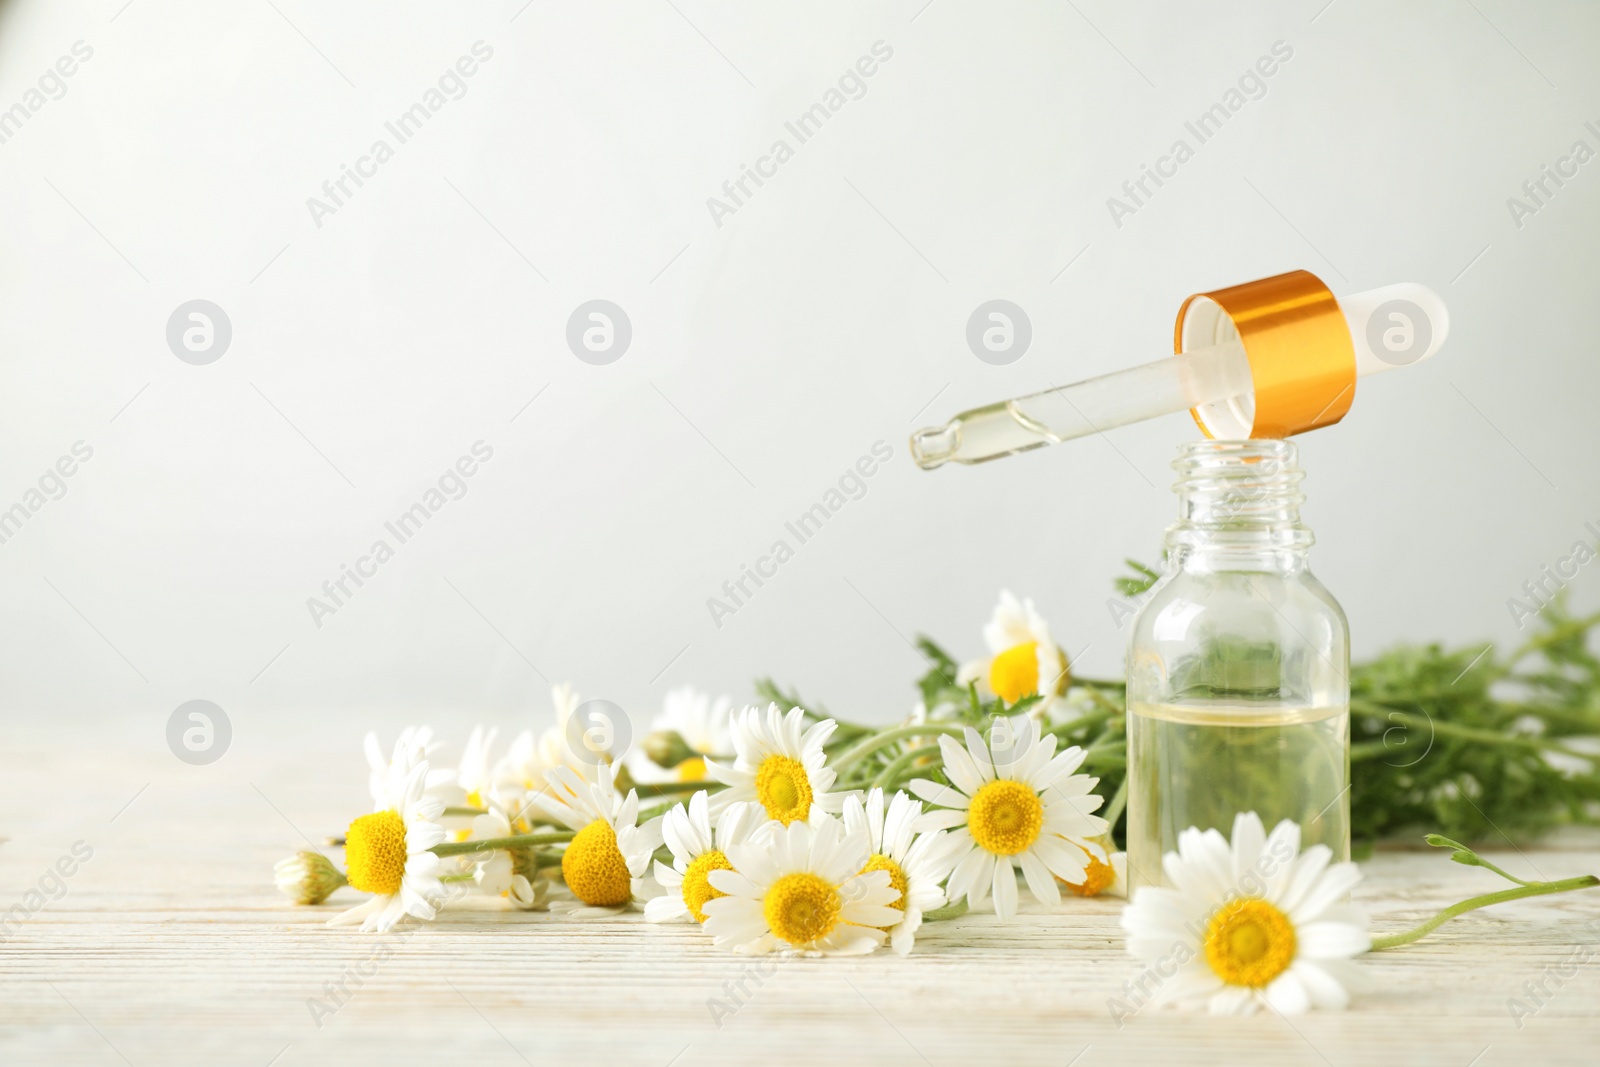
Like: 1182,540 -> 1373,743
908,268 -> 1452,893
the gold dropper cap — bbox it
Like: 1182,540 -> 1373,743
1177,269 -> 1357,440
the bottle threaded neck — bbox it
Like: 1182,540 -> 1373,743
1166,439 -> 1311,558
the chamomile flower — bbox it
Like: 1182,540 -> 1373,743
463,808 -> 545,910
706,703 -> 844,825
910,716 -> 1108,921
842,788 -> 964,954
527,759 -> 661,915
331,754 -> 448,933
364,726 -> 459,805
628,686 -> 735,785
1060,836 -> 1128,898
956,591 -> 1070,711
456,726 -> 498,809
491,683 -> 588,822
701,814 -> 903,956
1120,812 -> 1369,1015
645,791 -> 765,924
431,726 -> 501,841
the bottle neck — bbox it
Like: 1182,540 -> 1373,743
1163,439 -> 1313,572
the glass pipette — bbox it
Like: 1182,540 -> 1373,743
910,275 -> 1448,470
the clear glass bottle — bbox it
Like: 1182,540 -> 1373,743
1125,439 -> 1350,890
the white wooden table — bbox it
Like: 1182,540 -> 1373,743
5,726 -> 1599,1067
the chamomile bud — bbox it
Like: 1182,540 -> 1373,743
274,850 -> 348,905
643,728 -> 695,770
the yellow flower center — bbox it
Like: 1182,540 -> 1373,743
967,779 -> 1043,856
1203,898 -> 1297,987
859,854 -> 908,929
989,642 -> 1040,703
561,819 -> 633,907
681,849 -> 733,923
754,754 -> 813,824
763,872 -> 841,946
345,811 -> 408,896
1060,851 -> 1116,897
676,756 -> 708,783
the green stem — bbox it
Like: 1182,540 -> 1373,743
1507,609 -> 1600,665
430,832 -> 573,857
1070,676 -> 1127,689
629,781 -> 724,799
867,744 -> 943,791
1046,708 -> 1117,737
1350,703 -> 1591,760
1370,874 -> 1600,950
1076,687 -> 1126,717
442,806 -> 488,817
829,724 -> 968,775
1457,852 -> 1540,888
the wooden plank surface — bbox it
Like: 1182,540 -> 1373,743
3,731 -> 1599,1067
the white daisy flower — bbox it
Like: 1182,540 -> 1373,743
645,791 -> 766,924
463,808 -> 545,911
364,726 -> 460,805
490,683 -> 587,823
910,716 -> 1108,921
627,686 -> 735,785
331,753 -> 448,933
1120,811 -> 1370,1015
702,814 -> 903,956
842,788 -> 964,954
456,726 -> 498,809
956,590 -> 1070,711
527,759 -> 661,915
706,703 -> 845,826
1059,836 -> 1128,899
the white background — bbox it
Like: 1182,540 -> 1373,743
1,0 -> 1596,753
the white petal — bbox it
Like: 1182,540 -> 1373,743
1160,958 -> 1224,1004
914,808 -> 970,832
962,727 -> 997,782
1230,811 -> 1266,886
941,742 -> 986,796
644,895 -> 687,923
1207,985 -> 1258,1015
1017,850 -> 1061,908
946,843 -> 989,905
1264,970 -> 1310,1015
1295,920 -> 1371,959
1289,862 -> 1362,925
1290,959 -> 1351,1009
707,869 -> 759,898
1259,819 -> 1302,900
841,792 -> 867,838
1277,844 -> 1333,914
1032,834 -> 1088,883
992,860 -> 1019,921
662,807 -> 693,863
909,780 -> 970,811
841,903 -> 905,928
